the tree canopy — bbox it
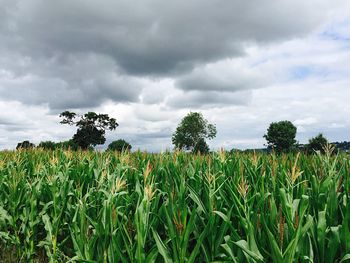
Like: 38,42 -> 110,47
16,140 -> 35,150
108,139 -> 132,152
172,112 -> 216,153
306,133 -> 328,154
38,141 -> 56,150
193,138 -> 210,154
59,111 -> 118,150
264,120 -> 297,153
37,140 -> 80,151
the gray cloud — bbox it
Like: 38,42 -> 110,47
176,64 -> 266,92
0,53 -> 142,110
7,1 -> 334,75
167,90 -> 251,109
0,0 -> 349,150
0,0 -> 340,111
178,74 -> 249,92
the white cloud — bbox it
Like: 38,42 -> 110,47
0,1 -> 349,150
294,117 -> 318,126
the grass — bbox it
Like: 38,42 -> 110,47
0,148 -> 349,262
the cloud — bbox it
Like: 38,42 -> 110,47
176,60 -> 267,92
0,0 -> 349,150
0,0 -> 345,111
0,53 -> 143,110
4,0 -> 336,74
0,101 -> 76,148
167,90 -> 251,109
294,117 -> 318,126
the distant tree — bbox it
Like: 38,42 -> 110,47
230,148 -> 242,154
16,140 -> 35,150
264,120 -> 297,153
332,141 -> 350,152
55,140 -> 81,151
108,139 -> 132,152
306,133 -> 328,154
193,138 -> 210,154
172,112 -> 217,153
38,141 -> 56,150
59,111 -> 118,150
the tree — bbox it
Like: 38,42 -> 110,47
38,141 -> 56,150
108,139 -> 132,152
60,111 -> 118,150
264,120 -> 297,153
306,133 -> 328,154
193,138 -> 210,154
16,140 -> 35,150
55,140 -> 80,151
172,112 -> 217,153
332,141 -> 350,152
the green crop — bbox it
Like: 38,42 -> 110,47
0,148 -> 349,262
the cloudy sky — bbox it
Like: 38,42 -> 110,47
1,0 -> 350,151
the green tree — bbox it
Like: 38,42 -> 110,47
16,140 -> 35,150
38,141 -> 56,150
264,120 -> 297,153
306,133 -> 328,154
59,111 -> 118,150
193,138 -> 210,154
108,139 -> 132,152
55,140 -> 80,151
172,112 -> 217,153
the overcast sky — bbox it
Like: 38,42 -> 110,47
1,0 -> 350,151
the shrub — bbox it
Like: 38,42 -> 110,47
16,140 -> 35,150
306,133 -> 328,154
108,139 -> 132,152
38,141 -> 57,150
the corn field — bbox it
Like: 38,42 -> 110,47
0,149 -> 350,262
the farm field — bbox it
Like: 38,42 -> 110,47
0,149 -> 350,262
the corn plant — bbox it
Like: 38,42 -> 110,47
0,148 -> 349,262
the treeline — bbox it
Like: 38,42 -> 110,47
16,111 -> 132,152
17,140 -> 79,151
17,139 -> 132,152
238,140 -> 350,154
332,141 -> 350,151
14,111 -> 350,154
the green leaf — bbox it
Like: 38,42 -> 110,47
234,240 -> 264,262
340,254 -> 350,263
152,229 -> 173,263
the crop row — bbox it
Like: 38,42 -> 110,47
0,149 -> 349,262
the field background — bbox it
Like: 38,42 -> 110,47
0,149 -> 349,262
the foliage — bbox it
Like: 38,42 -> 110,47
38,141 -> 57,150
193,138 -> 209,154
55,139 -> 80,151
16,140 -> 35,150
59,111 -> 118,149
332,141 -> 350,152
172,112 -> 217,153
264,120 -> 297,153
0,149 -> 349,262
108,139 -> 132,152
37,140 -> 80,151
306,133 -> 329,154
